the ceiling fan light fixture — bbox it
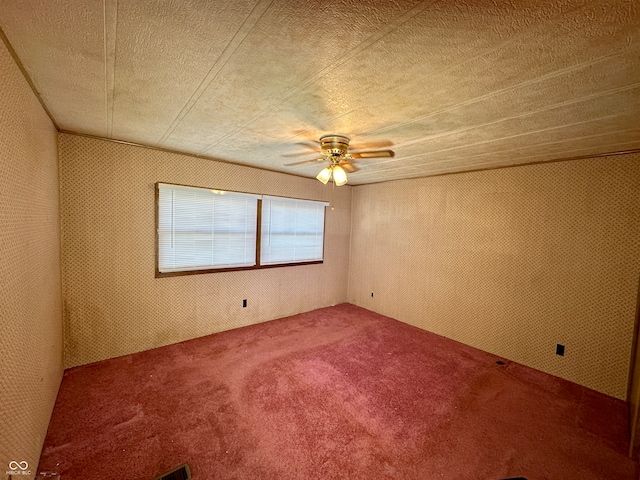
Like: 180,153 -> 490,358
298,134 -> 393,186
332,165 -> 348,186
316,166 -> 332,184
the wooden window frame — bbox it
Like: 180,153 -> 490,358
155,182 -> 326,278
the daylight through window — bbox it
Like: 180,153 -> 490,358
156,183 -> 328,276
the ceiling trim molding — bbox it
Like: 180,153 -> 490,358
354,148 -> 640,186
60,131 -> 640,187
58,129 -> 320,183
0,25 -> 60,132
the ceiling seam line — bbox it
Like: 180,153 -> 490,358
415,143 -> 640,177
359,1 -> 633,138
360,129 -> 640,174
0,26 -> 59,131
203,0 -> 596,152
375,120 -> 635,169
390,81 -> 640,150
373,114 -> 637,167
198,0 -> 443,153
353,146 -> 640,185
273,108 -> 362,149
102,0 -> 108,135
58,130 -> 313,182
102,0 -> 118,138
366,46 -> 638,138
155,0 -> 274,146
109,0 -> 119,138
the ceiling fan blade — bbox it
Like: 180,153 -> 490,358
350,149 -> 395,159
339,161 -> 358,173
294,141 -> 321,151
284,157 -> 325,166
281,150 -> 319,158
350,140 -> 393,150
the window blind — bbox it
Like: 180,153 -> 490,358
260,196 -> 329,265
157,183 -> 259,273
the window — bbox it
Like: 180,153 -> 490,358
157,183 -> 259,273
261,196 -> 326,265
156,183 -> 328,276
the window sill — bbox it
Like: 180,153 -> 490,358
155,260 -> 324,278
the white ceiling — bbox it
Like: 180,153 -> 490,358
1,0 -> 639,185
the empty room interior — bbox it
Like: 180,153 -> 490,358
1,1 -> 640,479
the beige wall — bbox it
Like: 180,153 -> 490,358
58,134 -> 351,368
0,39 -> 63,473
628,281 -> 640,457
348,155 -> 640,400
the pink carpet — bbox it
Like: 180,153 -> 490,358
38,304 -> 637,479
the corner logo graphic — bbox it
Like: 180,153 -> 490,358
6,460 -> 31,475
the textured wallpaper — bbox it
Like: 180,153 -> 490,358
58,134 -> 352,368
629,300 -> 640,457
0,39 -> 63,476
348,155 -> 640,400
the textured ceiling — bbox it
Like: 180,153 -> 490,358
1,0 -> 639,185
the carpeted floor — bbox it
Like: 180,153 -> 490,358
38,304 -> 637,479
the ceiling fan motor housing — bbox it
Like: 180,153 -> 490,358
320,134 -> 350,157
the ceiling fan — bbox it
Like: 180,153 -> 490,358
284,134 -> 394,186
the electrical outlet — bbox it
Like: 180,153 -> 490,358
242,299 -> 247,308
556,344 -> 565,356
